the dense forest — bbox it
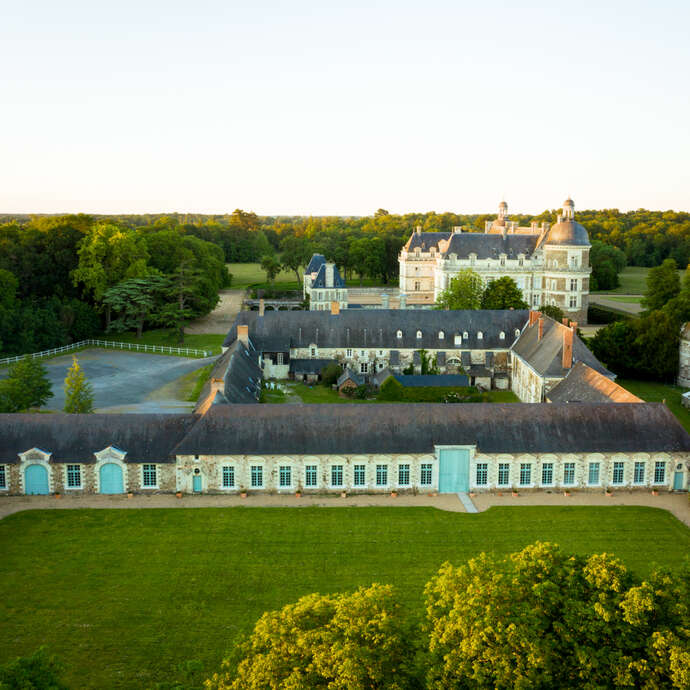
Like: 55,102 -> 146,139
0,207 -> 688,356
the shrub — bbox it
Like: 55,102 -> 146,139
320,363 -> 343,387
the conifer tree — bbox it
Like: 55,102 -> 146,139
63,356 -> 94,413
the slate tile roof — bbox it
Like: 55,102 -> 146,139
290,358 -> 336,375
442,233 -> 538,259
337,367 -> 365,387
546,362 -> 642,403
392,375 -> 470,387
311,263 -> 346,288
403,232 -> 450,252
305,254 -> 326,274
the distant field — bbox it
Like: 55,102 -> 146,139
0,506 -> 687,689
593,266 -> 684,295
603,295 -> 643,304
227,263 -> 389,290
619,379 -> 690,433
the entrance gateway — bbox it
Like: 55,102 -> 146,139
438,447 -> 471,493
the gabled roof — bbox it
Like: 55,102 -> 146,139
337,367 -> 365,387
222,340 -> 263,404
546,362 -> 642,404
442,233 -> 538,260
311,263 -> 346,289
0,414 -> 198,463
512,316 -> 611,378
172,403 -> 690,456
223,310 -> 530,352
305,254 -> 326,274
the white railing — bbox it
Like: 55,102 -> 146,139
0,339 -> 211,366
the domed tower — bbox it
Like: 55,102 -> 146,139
540,198 -> 591,323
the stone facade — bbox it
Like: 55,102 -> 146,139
678,323 -> 690,387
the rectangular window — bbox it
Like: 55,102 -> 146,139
612,462 -> 624,485
0,465 -> 6,489
420,463 -> 432,486
279,466 -> 291,488
398,464 -> 410,486
66,464 -> 82,489
634,461 -> 645,484
588,462 -> 600,485
569,296 -> 577,308
222,465 -> 235,488
142,464 -> 157,488
498,463 -> 510,486
346,348 -> 352,358
541,463 -> 553,485
475,463 -> 488,486
519,463 -> 531,486
570,279 -> 577,291
354,464 -> 366,486
310,347 -> 316,357
360,362 -> 368,373
305,465 -> 317,487
654,461 -> 666,484
563,462 -> 575,486
277,352 -> 284,365
331,465 -> 343,487
376,464 -> 388,486
251,465 -> 263,488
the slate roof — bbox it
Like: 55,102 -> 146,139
290,358 -> 336,375
222,340 -> 263,404
337,367 -> 365,387
223,310 -> 529,352
543,220 -> 590,247
305,254 -> 326,274
172,403 -> 690,456
0,414 -> 198,463
442,233 -> 539,260
393,375 -> 470,387
512,317 -> 611,378
546,362 -> 642,404
311,263 -> 346,289
403,232 -> 450,252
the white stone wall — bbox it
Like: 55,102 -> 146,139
678,327 -> 690,386
511,355 -> 544,402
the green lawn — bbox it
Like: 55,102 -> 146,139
101,330 -> 226,355
602,295 -> 643,304
227,263 -> 389,290
0,506 -> 687,689
592,266 -> 684,295
618,379 -> 690,432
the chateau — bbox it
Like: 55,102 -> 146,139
399,198 -> 591,323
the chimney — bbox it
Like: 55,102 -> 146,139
562,326 -> 574,369
538,317 -> 544,341
570,321 -> 578,331
453,226 -> 462,234
381,293 -> 390,309
325,263 -> 335,288
259,298 -> 265,317
415,226 -> 421,235
399,293 -> 407,309
562,317 -> 569,326
529,310 -> 541,326
237,324 -> 249,346
331,301 -> 340,315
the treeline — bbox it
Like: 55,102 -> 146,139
0,215 -> 229,356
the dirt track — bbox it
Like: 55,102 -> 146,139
186,290 -> 245,334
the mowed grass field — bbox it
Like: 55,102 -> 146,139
1,506 -> 688,689
592,266 -> 684,295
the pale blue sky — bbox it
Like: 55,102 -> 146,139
2,0 -> 689,215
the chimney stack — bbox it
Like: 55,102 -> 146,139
562,325 -> 573,369
538,317 -> 544,341
210,378 -> 224,395
570,321 -> 578,331
259,299 -> 265,317
237,324 -> 249,346
330,301 -> 340,315
562,317 -> 569,326
529,310 -> 541,327
415,226 -> 421,235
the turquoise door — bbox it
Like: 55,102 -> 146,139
193,475 -> 202,492
674,471 -> 685,491
25,464 -> 49,495
100,463 -> 124,494
438,449 -> 470,493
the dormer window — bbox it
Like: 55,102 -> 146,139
454,334 -> 461,346
463,331 -> 469,339
518,257 -> 524,267
499,331 -> 505,340
416,330 -> 422,339
477,331 -> 483,340
396,330 -> 403,339
515,329 -> 521,338
469,253 -> 476,265
500,256 -> 506,267
438,331 -> 444,339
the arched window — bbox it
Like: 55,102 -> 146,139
438,330 -> 444,339
477,331 -> 483,340
499,331 -> 505,340
515,329 -> 521,338
416,330 -> 422,339
396,330 -> 403,339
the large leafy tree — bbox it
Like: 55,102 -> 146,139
0,647 -> 68,690
481,276 -> 528,309
63,356 -> 94,413
280,235 -> 312,284
102,276 -> 168,338
424,542 -> 689,689
207,584 -> 415,689
642,258 -> 680,312
435,269 -> 484,310
590,240 -> 627,291
0,358 -> 54,412
259,254 -> 281,285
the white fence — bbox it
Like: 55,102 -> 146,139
0,339 -> 211,366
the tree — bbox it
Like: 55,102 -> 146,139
481,276 -> 528,310
435,270 -> 484,310
320,362 -> 343,387
590,240 -> 626,291
0,358 -> 53,413
634,310 -> 680,382
206,584 -> 415,689
63,356 -> 94,413
158,261 -> 204,344
0,647 -> 67,690
642,258 -> 680,312
102,276 -> 168,338
0,268 -> 19,353
589,320 -> 638,377
259,254 -> 281,285
424,542 -> 690,689
280,236 -> 312,284
539,304 -> 564,322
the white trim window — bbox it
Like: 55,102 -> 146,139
541,463 -> 553,486
251,465 -> 263,488
66,464 -> 82,489
346,348 -> 353,358
0,464 -> 6,490
331,465 -> 343,488
588,462 -> 600,486
305,465 -> 318,488
360,362 -> 368,374
563,462 -> 575,486
498,463 -> 510,487
398,464 -> 410,487
376,464 -> 388,487
279,466 -> 292,489
612,462 -> 624,486
475,463 -> 488,486
519,463 -> 531,486
633,461 -> 645,485
420,463 -> 432,486
142,464 -> 157,489
653,461 -> 666,485
354,464 -> 366,487
222,465 -> 235,489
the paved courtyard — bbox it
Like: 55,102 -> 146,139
34,349 -> 215,413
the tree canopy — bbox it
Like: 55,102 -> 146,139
63,356 -> 94,414
435,269 -> 484,310
481,276 -> 528,310
0,359 -> 54,413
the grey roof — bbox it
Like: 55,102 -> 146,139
373,367 -> 393,387
393,375 -> 470,387
172,403 -> 690,455
223,341 -> 263,404
253,335 -> 291,352
223,310 -> 530,352
404,232 -> 450,252
543,220 -> 590,247
442,233 -> 538,259
311,263 -> 346,289
546,362 -> 642,404
290,358 -> 335,375
0,414 -> 198,463
337,367 -> 365,387
512,317 -> 611,378
305,254 -> 326,274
